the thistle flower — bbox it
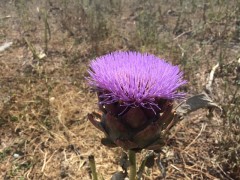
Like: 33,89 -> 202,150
88,51 -> 186,151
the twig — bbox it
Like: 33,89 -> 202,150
43,1 -> 51,53
170,164 -> 191,180
88,155 -> 98,180
0,15 -> 11,20
205,63 -> 219,94
184,123 -> 206,151
177,44 -> 185,57
156,153 -> 166,178
184,165 -> 218,179
173,30 -> 192,40
41,152 -> 48,172
41,150 -> 57,172
216,164 -> 235,180
23,37 -> 39,59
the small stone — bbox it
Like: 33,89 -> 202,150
13,153 -> 20,158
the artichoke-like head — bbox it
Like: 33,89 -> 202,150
87,51 -> 186,151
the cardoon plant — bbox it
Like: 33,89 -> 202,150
87,51 -> 187,179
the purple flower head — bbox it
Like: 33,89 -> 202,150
88,51 -> 186,111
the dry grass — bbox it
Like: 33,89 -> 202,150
0,0 -> 239,179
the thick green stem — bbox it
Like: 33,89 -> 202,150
88,155 -> 98,180
128,150 -> 137,180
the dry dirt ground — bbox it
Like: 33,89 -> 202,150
0,0 -> 239,180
